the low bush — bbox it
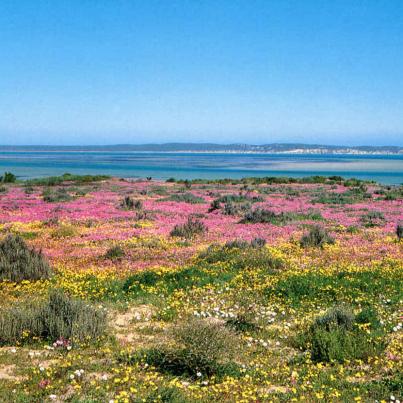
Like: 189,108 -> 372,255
26,173 -> 109,187
0,234 -> 52,282
104,245 -> 125,260
223,201 -> 251,216
51,224 -> 77,238
199,243 -> 282,272
160,193 -> 205,204
0,290 -> 107,345
42,187 -> 73,202
294,306 -> 385,363
397,222 -> 403,241
360,211 -> 386,227
241,208 -> 323,225
120,196 -> 143,210
170,217 -> 207,239
135,319 -> 240,378
0,172 -> 16,183
300,225 -> 334,248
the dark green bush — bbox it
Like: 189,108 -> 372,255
397,222 -> 403,241
294,306 -> 385,363
0,290 -> 107,345
104,245 -> 125,260
26,173 -> 109,187
0,234 -> 52,282
300,225 -> 335,248
241,208 -> 322,225
120,196 -> 142,210
160,193 -> 205,204
223,201 -> 251,216
360,211 -> 386,227
137,319 -> 240,378
170,217 -> 207,239
0,172 -> 16,183
42,187 -> 73,202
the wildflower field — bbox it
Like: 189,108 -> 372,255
0,173 -> 402,402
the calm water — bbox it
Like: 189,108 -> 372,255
0,151 -> 402,184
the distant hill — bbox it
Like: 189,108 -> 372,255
0,143 -> 402,154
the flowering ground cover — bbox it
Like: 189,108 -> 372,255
0,174 -> 402,402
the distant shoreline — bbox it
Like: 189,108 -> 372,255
0,142 -> 402,156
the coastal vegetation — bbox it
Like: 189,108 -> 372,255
0,173 -> 401,402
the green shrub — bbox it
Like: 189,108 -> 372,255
137,319 -> 240,378
0,172 -> 16,183
223,201 -> 251,216
120,196 -> 143,210
294,306 -> 385,363
397,222 -> 403,241
160,193 -> 205,204
42,187 -> 73,202
104,245 -> 125,260
0,290 -> 107,345
170,217 -> 207,239
51,224 -> 77,238
26,173 -> 109,187
300,225 -> 335,248
241,208 -> 322,225
360,211 -> 385,227
0,234 -> 52,282
199,243 -> 282,272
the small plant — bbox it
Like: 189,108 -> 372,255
250,237 -> 266,248
0,172 -> 16,183
223,201 -> 251,216
136,318 -> 240,378
51,224 -> 77,238
0,234 -> 52,282
104,245 -> 125,260
294,306 -> 385,363
161,193 -> 205,204
208,199 -> 221,212
360,211 -> 385,227
120,196 -> 142,210
300,225 -> 335,248
42,187 -> 73,202
397,222 -> 403,241
170,217 -> 207,239
0,290 -> 107,345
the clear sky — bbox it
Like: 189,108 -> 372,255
1,0 -> 403,146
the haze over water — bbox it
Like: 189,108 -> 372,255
1,150 -> 402,184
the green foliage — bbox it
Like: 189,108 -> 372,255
300,225 -> 335,248
311,188 -> 371,205
26,173 -> 110,186
42,187 -> 74,202
133,319 -> 240,378
0,172 -> 16,183
51,224 -> 77,238
360,211 -> 386,227
222,201 -> 251,216
0,290 -> 107,345
241,208 -> 323,225
0,234 -> 52,282
397,222 -> 403,240
160,193 -> 205,204
294,306 -> 385,363
104,245 -> 125,260
170,217 -> 207,239
199,243 -> 282,272
121,196 -> 142,210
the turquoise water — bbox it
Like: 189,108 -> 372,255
0,151 -> 402,184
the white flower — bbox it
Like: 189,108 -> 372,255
39,366 -> 45,372
49,395 -> 57,400
196,371 -> 202,377
69,374 -> 75,380
10,348 -> 17,353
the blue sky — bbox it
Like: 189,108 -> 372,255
1,0 -> 402,146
